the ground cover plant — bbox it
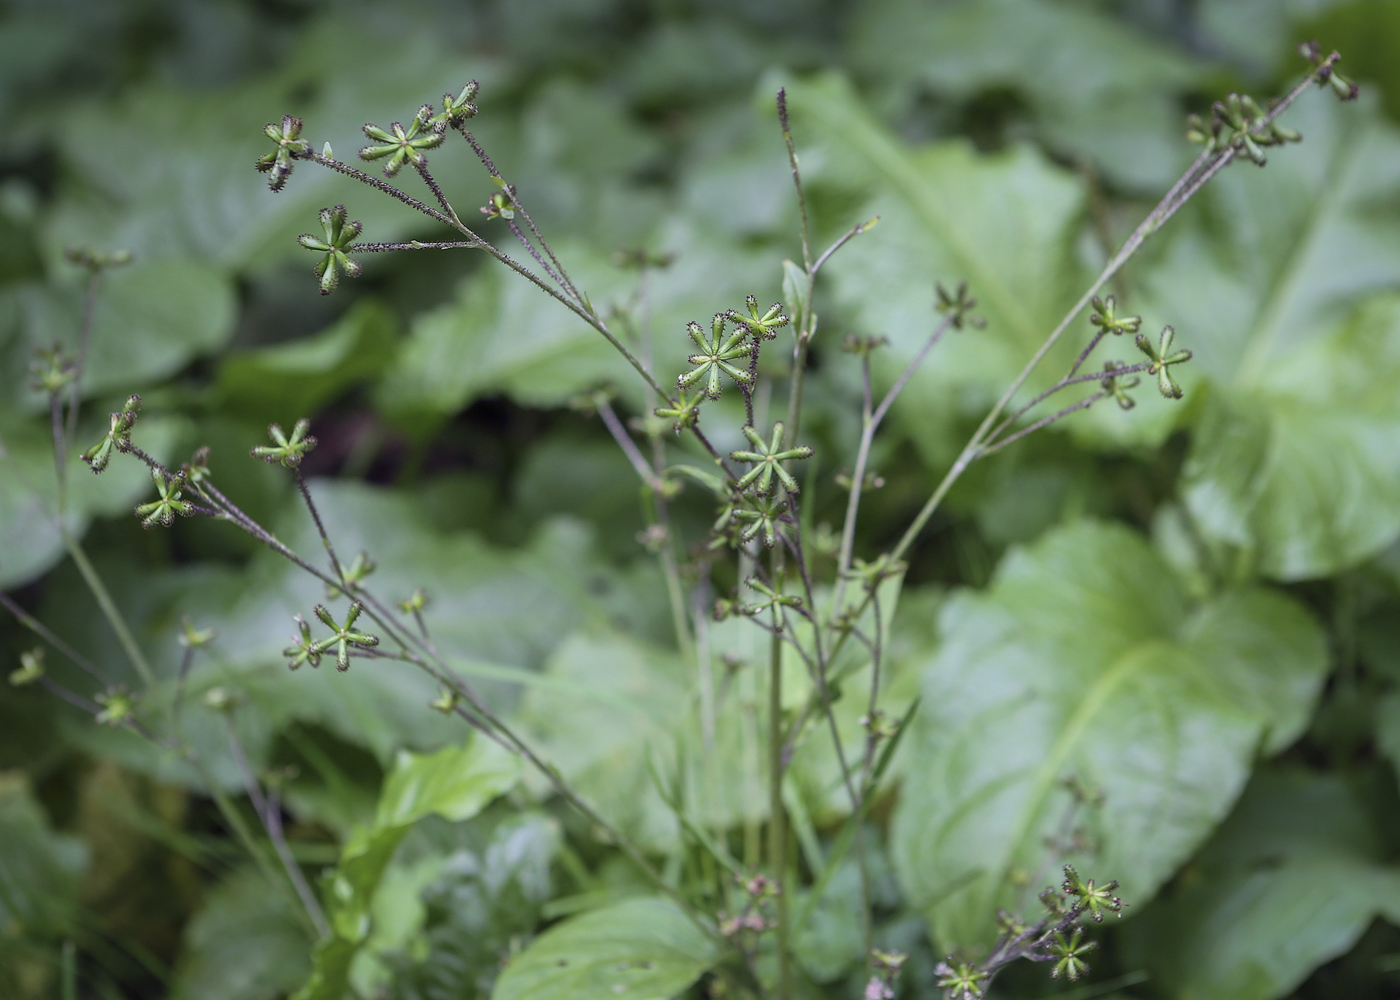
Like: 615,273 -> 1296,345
3,2 -> 1400,999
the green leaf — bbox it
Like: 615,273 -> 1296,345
1378,690 -> 1400,781
848,0 -> 1206,190
490,897 -> 718,1000
890,520 -> 1328,949
170,867 -> 313,1000
377,248 -> 623,429
782,74 -> 1115,467
216,300 -> 396,423
0,414 -> 181,589
2,261 -> 235,410
293,736 -> 518,1000
0,773 -> 86,940
1146,97 -> 1400,579
1121,767 -> 1400,1000
384,813 -> 560,999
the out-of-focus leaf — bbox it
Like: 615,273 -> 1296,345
216,300 -> 396,422
891,520 -> 1328,949
384,812 -> 560,1000
0,772 -> 86,938
1146,98 -> 1400,579
490,897 -> 718,1000
0,414 -> 181,589
2,261 -> 235,410
1122,767 -> 1400,1000
782,74 -> 1123,467
42,17 -> 503,276
377,249 -> 624,430
294,737 -> 518,1000
1378,691 -> 1400,780
848,0 -> 1206,190
518,631 -> 686,850
170,866 -> 312,1000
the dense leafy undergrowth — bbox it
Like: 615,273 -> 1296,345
3,1 -> 1400,999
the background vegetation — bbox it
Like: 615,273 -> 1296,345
2,0 -> 1400,998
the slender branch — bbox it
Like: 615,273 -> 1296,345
350,240 -> 480,252
224,716 -> 329,937
0,591 -> 111,685
980,392 -> 1108,456
294,471 -> 347,585
305,153 -> 456,227
596,399 -> 662,490
458,127 -> 583,305
65,270 -> 102,448
412,163 -> 463,227
62,529 -> 155,686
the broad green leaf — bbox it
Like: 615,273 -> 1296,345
1121,767 -> 1400,1000
1379,690 -> 1400,781
782,74 -> 1121,468
517,631 -> 687,849
294,737 -> 518,1000
43,17 -> 502,275
0,414 -> 181,589
383,813 -> 560,1000
848,0 -> 1206,190
1146,97 -> 1400,579
0,773 -> 86,939
377,248 -> 624,429
170,867 -> 313,1000
2,260 -> 235,410
490,897 -> 718,1000
891,520 -> 1328,949
216,300 -> 396,423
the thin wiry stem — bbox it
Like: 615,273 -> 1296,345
981,392 -> 1109,456
888,67 -> 1325,568
596,399 -> 663,490
64,270 -> 102,451
224,716 -> 330,938
350,240 -> 480,252
985,360 -> 1153,445
458,127 -> 583,305
0,591 -> 111,686
294,470 -> 347,585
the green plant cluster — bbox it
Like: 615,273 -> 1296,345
3,3 -> 1400,1000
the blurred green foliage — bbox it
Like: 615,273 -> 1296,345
3,1 -> 1400,999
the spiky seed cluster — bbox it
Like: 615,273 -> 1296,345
654,390 -> 703,434
283,603 -> 380,672
436,81 -> 480,127
937,280 -> 985,330
679,314 -> 754,399
29,344 -> 75,395
1099,362 -> 1140,410
712,494 -> 793,549
1061,864 -> 1123,923
1185,93 -> 1302,166
256,115 -> 310,192
134,468 -> 194,528
934,959 -> 989,1000
83,394 -> 141,473
326,552 -> 376,599
731,422 -> 813,495
1089,295 -> 1142,337
297,205 -> 362,295
251,419 -> 318,468
741,577 -> 802,618
1300,41 -> 1359,101
360,106 -> 446,177
94,685 -> 137,726
1047,928 -> 1097,981
726,294 -> 789,340
10,649 -> 45,687
1135,326 -> 1193,399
